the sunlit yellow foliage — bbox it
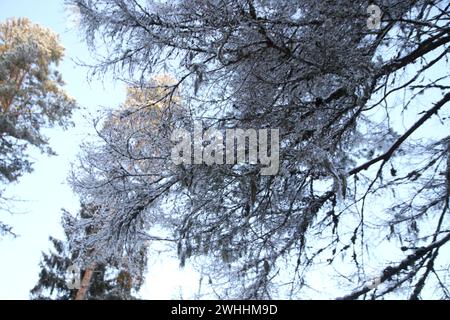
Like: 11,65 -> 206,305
0,17 -> 66,113
101,74 -> 183,176
124,74 -> 179,109
105,74 -> 181,130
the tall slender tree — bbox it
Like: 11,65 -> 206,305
40,77 -> 178,300
0,17 -> 76,236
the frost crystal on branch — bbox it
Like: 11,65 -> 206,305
69,0 -> 450,299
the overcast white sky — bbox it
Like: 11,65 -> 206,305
0,0 -> 200,300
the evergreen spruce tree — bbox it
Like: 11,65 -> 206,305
31,204 -> 147,300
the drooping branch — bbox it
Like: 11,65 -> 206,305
349,92 -> 450,176
339,232 -> 450,300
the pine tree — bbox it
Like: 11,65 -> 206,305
0,17 -> 77,236
69,74 -> 185,272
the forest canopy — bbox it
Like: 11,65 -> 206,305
58,0 -> 450,299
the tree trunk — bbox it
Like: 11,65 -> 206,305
75,264 -> 96,300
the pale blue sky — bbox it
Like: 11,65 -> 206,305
0,0 -> 127,299
1,0 -> 446,300
0,0 -> 200,299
